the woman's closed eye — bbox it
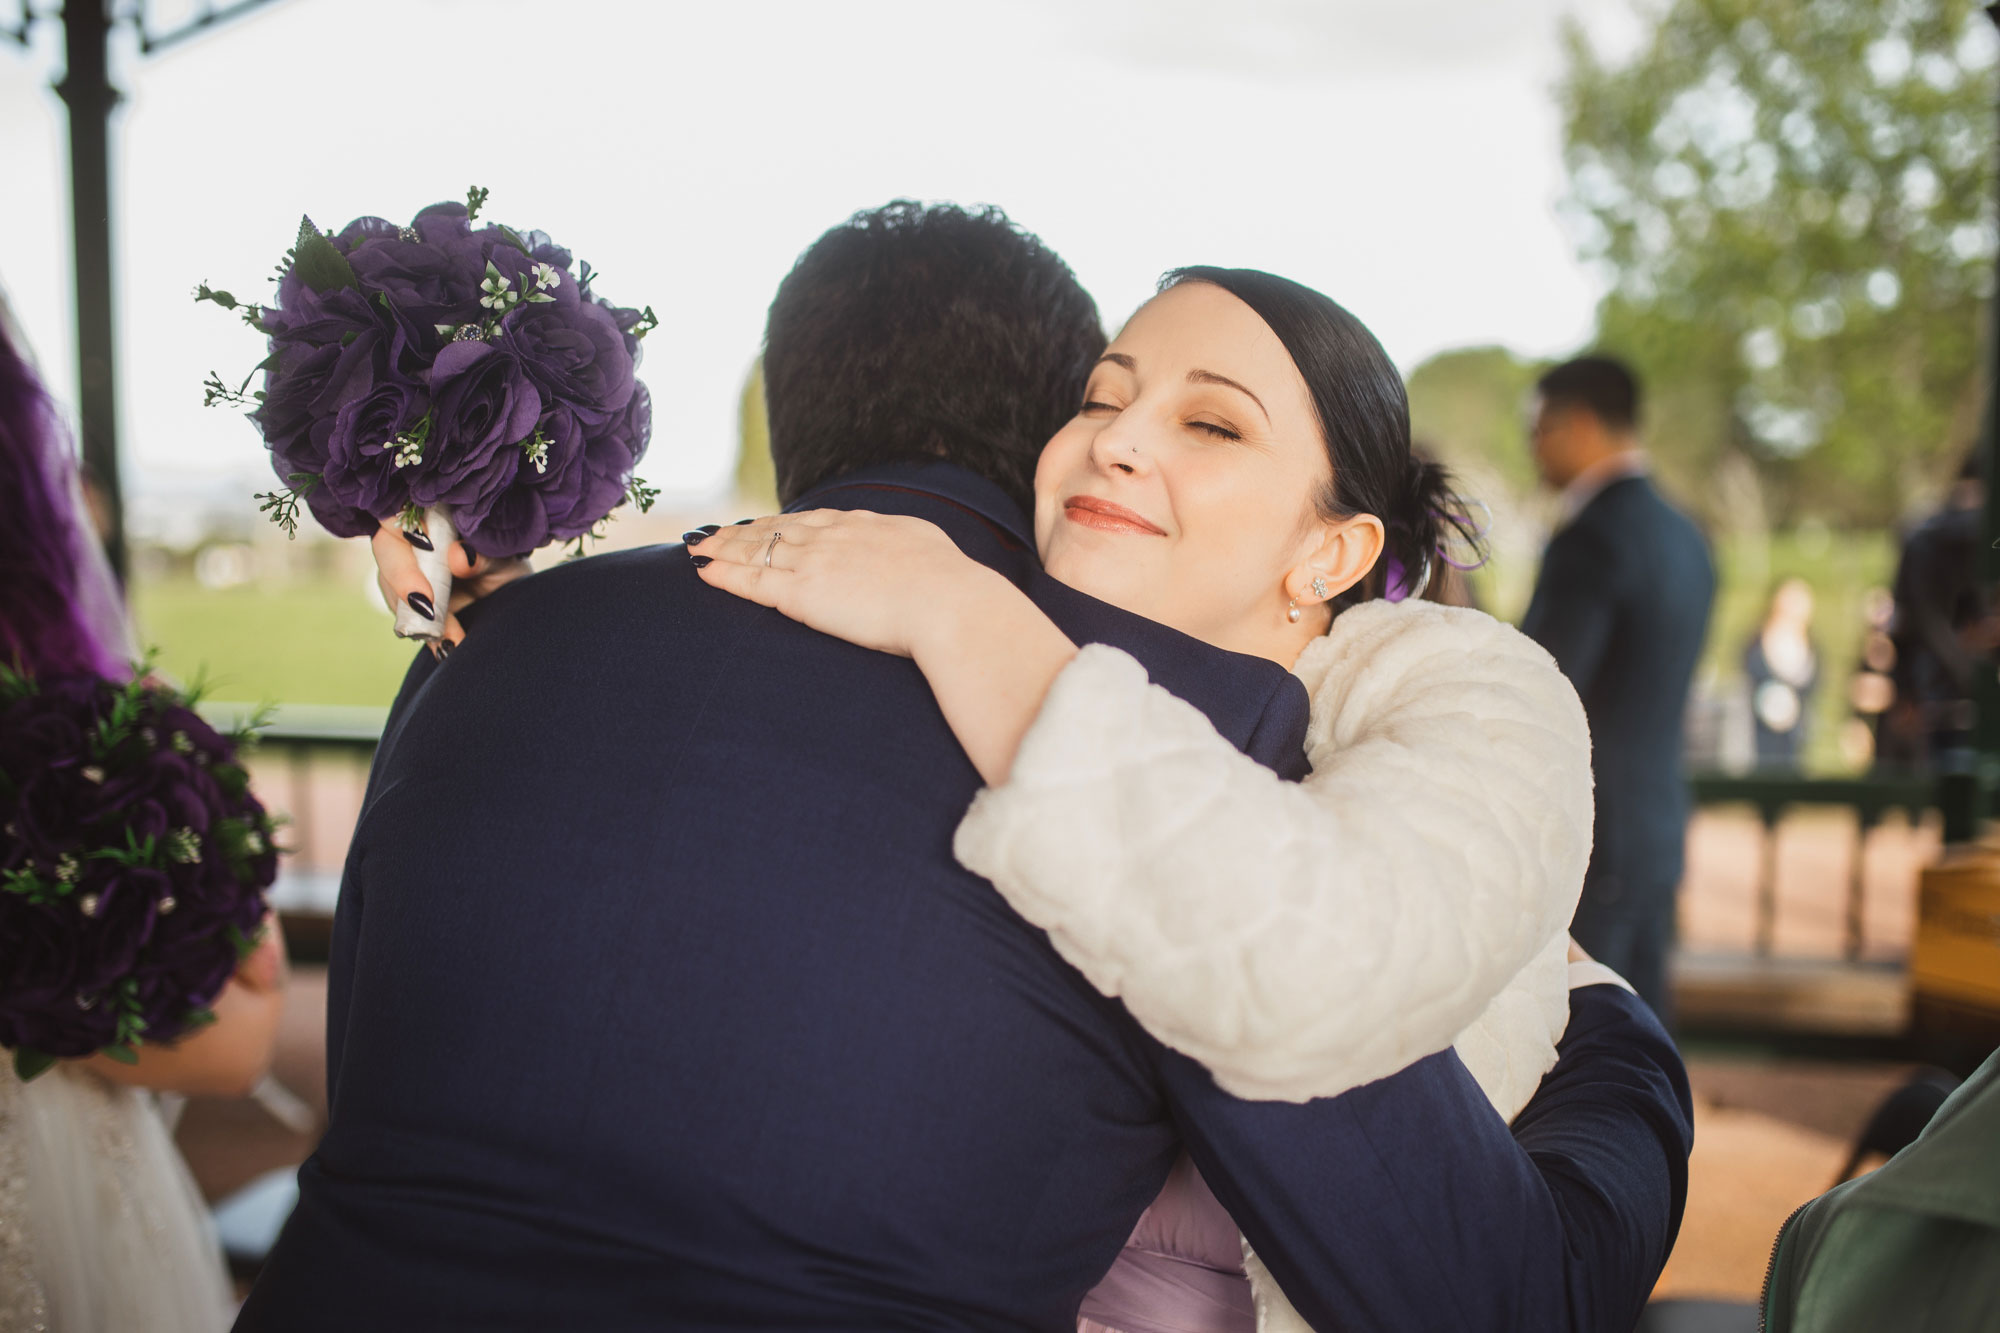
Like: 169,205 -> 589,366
1080,399 -> 1122,415
1188,417 -> 1242,442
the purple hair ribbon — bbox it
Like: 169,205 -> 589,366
1382,551 -> 1432,603
1384,499 -> 1494,598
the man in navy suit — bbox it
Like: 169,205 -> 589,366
241,205 -> 1692,1331
1522,356 -> 1715,1024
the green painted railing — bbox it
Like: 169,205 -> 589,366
1688,773 -> 1937,960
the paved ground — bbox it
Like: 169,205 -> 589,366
1657,1057 -> 1919,1302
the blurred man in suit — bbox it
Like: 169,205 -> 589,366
1522,356 -> 1713,1023
1882,449 -> 1989,772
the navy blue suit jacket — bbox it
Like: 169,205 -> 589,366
1522,474 -> 1715,890
241,463 -> 1691,1332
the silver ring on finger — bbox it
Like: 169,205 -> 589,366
765,530 -> 785,567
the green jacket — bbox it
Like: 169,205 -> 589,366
1761,1047 -> 2000,1332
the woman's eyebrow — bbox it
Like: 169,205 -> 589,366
1187,369 -> 1268,422
1095,352 -> 1137,371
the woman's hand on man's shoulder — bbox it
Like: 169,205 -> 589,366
686,509 -> 995,660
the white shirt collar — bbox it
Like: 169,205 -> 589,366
1560,449 -> 1649,526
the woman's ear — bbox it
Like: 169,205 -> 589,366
1290,512 -> 1385,606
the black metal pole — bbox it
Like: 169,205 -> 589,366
54,0 -> 126,587
1939,4 -> 2000,841
1984,12 -> 2000,595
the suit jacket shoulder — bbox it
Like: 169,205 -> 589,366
1543,500 -> 1629,590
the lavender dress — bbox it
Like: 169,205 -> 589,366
1077,1153 -> 1254,1333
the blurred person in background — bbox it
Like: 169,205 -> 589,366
1522,355 -> 1714,1024
1846,588 -> 1899,770
1881,450 -> 1989,774
0,294 -> 287,1332
1743,577 -> 1819,771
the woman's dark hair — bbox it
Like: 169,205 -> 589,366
0,313 -> 122,677
1160,267 -> 1485,612
763,201 -> 1106,512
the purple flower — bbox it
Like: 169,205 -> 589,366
598,300 -> 652,359
524,233 -> 575,278
255,300 -> 397,538
410,208 -> 540,306
0,675 -> 278,1062
261,276 -> 383,366
530,405 -> 591,500
550,385 -> 651,541
501,301 -> 635,422
344,225 -> 485,374
0,905 -> 88,1054
322,380 -> 429,519
462,385 -> 647,555
72,866 -> 165,995
464,485 -> 552,557
412,341 -> 541,516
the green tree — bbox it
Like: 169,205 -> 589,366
1557,0 -> 1997,531
1405,345 -> 1549,616
1406,344 -> 1544,497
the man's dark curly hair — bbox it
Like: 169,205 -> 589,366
762,201 -> 1105,512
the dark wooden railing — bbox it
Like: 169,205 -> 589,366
1687,774 -> 1936,961
207,706 -> 1949,971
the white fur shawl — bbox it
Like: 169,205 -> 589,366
955,600 -> 1593,1331
955,598 -> 1594,1113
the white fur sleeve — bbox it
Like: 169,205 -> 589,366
953,600 -> 1593,1105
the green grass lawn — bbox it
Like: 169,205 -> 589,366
131,574 -> 422,709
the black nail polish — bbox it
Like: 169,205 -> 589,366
682,530 -> 709,546
437,639 -> 454,658
699,523 -> 722,535
460,544 -> 478,565
402,529 -> 434,552
733,518 -> 755,526
407,592 -> 436,621
690,555 -> 713,569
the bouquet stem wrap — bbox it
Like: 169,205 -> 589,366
393,505 -> 457,643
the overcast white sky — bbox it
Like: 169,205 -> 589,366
0,0 -> 1645,502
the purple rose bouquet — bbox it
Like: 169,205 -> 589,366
0,664 -> 279,1082
198,187 -> 659,642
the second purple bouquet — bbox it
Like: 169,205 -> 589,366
199,187 -> 658,641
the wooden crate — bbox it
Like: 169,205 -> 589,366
1911,848 -> 2000,1013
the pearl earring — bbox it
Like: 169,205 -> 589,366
1286,597 -> 1302,624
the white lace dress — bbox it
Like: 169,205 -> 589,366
0,1063 -> 234,1333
